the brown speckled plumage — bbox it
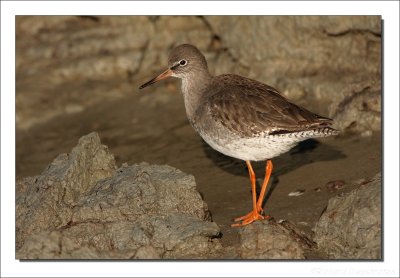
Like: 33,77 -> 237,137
197,74 -> 335,138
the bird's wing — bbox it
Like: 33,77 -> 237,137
202,77 -> 332,137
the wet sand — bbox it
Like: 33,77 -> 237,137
16,85 -> 381,248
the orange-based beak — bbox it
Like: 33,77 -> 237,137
139,68 -> 173,89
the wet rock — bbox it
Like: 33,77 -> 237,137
238,219 -> 316,259
16,132 -> 222,259
314,173 -> 381,259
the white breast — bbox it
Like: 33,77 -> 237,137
199,131 -> 299,162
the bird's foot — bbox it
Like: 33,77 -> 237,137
233,205 -> 264,222
231,209 -> 270,227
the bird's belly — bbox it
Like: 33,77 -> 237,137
198,130 -> 299,162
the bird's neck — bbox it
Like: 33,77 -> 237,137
181,71 -> 212,120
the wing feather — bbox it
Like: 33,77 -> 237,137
202,75 -> 332,137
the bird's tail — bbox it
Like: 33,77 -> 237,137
308,127 -> 339,137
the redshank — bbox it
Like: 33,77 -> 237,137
139,44 -> 338,227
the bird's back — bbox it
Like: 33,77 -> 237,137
196,74 -> 337,138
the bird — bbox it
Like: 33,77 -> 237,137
139,44 -> 338,227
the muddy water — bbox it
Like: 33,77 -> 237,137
16,84 -> 381,248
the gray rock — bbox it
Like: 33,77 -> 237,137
16,16 -> 213,130
16,131 -> 382,260
313,173 -> 381,259
238,219 -> 316,259
330,79 -> 381,136
16,230 -> 136,259
133,245 -> 160,259
16,132 -> 116,250
205,16 -> 382,135
16,132 -> 222,259
206,16 -> 381,107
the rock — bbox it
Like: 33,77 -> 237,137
16,16 -> 153,129
206,16 -> 380,104
313,173 -> 381,259
16,230 -> 135,259
207,16 -> 380,70
15,15 -> 383,259
325,180 -> 346,192
16,16 -> 381,134
16,132 -> 222,259
15,16 -> 214,130
238,219 -> 316,259
330,78 -> 381,135
133,245 -> 160,259
16,132 -> 116,250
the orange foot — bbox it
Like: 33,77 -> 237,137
231,209 -> 270,227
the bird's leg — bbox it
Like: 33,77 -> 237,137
255,160 -> 273,219
232,161 -> 264,227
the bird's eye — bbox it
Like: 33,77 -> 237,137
179,60 -> 187,66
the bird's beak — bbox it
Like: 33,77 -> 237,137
139,68 -> 173,89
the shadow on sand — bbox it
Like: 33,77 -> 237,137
202,138 -> 346,207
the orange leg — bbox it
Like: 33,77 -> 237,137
256,160 -> 273,214
232,160 -> 273,227
231,161 -> 265,227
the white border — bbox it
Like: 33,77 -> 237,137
2,1 -> 399,277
